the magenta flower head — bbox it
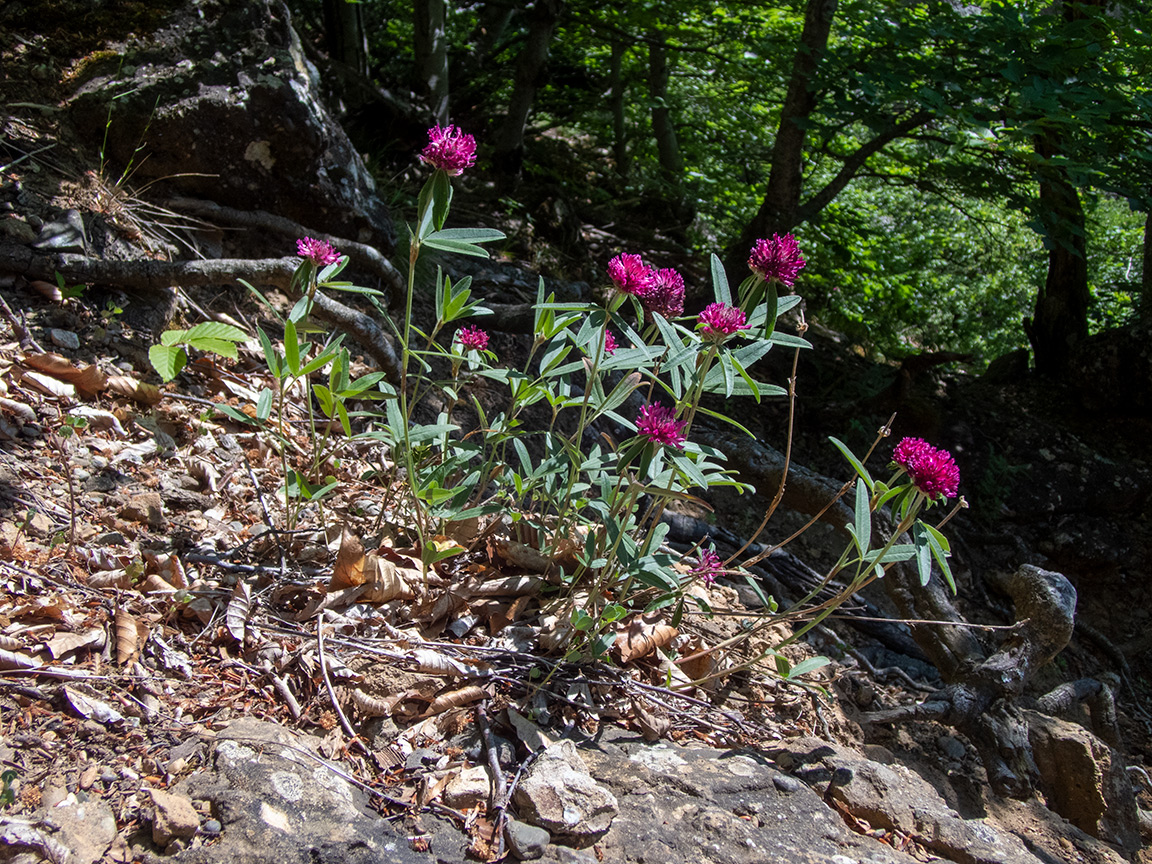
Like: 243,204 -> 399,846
643,267 -> 685,319
297,237 -> 341,267
691,548 -> 724,585
604,330 -> 618,356
698,302 -> 749,340
635,402 -> 686,448
420,125 -> 477,176
893,437 -> 960,500
748,234 -> 806,287
607,253 -> 655,297
456,325 -> 489,351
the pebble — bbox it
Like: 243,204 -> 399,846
936,735 -> 966,761
505,819 -> 550,861
773,775 -> 803,796
202,819 -> 221,835
50,329 -> 80,350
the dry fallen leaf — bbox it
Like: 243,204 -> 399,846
23,353 -> 107,395
615,613 -> 678,663
29,280 -> 62,302
423,685 -> 487,717
114,609 -> 143,665
21,370 -> 74,399
329,526 -> 365,591
45,627 -> 106,659
360,552 -> 416,603
225,581 -> 252,643
106,375 -> 162,405
351,688 -> 402,717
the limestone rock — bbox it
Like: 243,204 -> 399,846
150,788 -> 200,846
505,819 -> 550,860
65,0 -> 393,252
442,765 -> 491,809
1026,709 -> 1142,852
513,740 -> 618,845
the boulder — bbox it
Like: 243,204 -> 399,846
65,0 -> 393,252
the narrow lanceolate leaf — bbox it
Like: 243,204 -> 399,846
854,480 -> 872,556
283,319 -> 300,376
829,436 -> 873,491
711,253 -> 732,305
913,522 -> 933,587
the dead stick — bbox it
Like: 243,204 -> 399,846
316,617 -> 367,754
476,703 -> 508,858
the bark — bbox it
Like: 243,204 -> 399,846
723,0 -> 836,277
1142,211 -> 1152,325
471,3 -> 515,67
322,0 -> 369,77
609,37 -> 630,178
647,30 -> 684,202
0,242 -> 402,384
1026,131 -> 1090,378
414,0 -> 450,124
493,0 -> 566,187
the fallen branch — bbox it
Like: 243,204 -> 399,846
0,241 -> 402,384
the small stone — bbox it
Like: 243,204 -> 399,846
97,532 -> 126,546
33,209 -> 86,253
118,492 -> 166,529
442,766 -> 490,809
505,819 -> 550,861
202,819 -> 222,835
405,748 -> 437,771
50,329 -> 80,350
150,789 -> 200,846
937,735 -> 967,761
772,774 -> 802,794
23,510 -> 54,538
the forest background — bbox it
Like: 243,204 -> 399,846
300,0 -> 1152,374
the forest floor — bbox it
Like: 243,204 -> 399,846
1,32 -> 1151,862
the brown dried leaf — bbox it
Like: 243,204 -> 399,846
409,648 -> 488,678
29,280 -> 62,302
86,569 -> 133,590
0,397 -> 37,423
616,614 -> 678,664
141,573 -> 177,594
329,527 -> 365,591
23,353 -> 106,395
105,375 -> 162,405
22,371 -> 74,398
225,581 -> 252,643
351,688 -> 402,717
144,551 -> 188,589
631,699 -> 672,741
45,627 -> 106,659
423,685 -> 487,718
360,553 -> 416,603
115,609 -> 140,665
0,648 -> 41,670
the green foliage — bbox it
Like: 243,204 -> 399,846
149,322 -> 248,383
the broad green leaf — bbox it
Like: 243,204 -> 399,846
184,321 -> 247,343
854,480 -> 872,557
186,337 -> 240,359
148,345 -> 186,382
786,656 -> 832,680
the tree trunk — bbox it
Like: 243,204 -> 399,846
1142,211 -> 1152,325
493,0 -> 565,188
610,37 -> 630,179
1027,131 -> 1090,378
323,0 -> 369,77
724,0 -> 837,277
647,30 -> 684,203
414,0 -> 450,125
471,2 -> 515,67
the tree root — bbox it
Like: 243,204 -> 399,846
0,241 -> 402,385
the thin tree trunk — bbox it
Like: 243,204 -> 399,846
610,37 -> 630,178
323,0 -> 369,76
1142,211 -> 1152,325
1026,131 -> 1090,377
414,0 -> 450,125
493,0 -> 566,187
472,2 -> 514,67
724,0 -> 837,277
647,30 -> 683,199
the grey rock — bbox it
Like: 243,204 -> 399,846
65,1 -> 393,252
50,329 -> 81,350
32,209 -> 86,252
505,819 -> 550,861
513,740 -> 618,845
936,735 -> 967,761
166,718 -> 428,864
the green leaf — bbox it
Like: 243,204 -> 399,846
160,328 -> 188,347
256,326 -> 282,379
148,344 -> 186,382
186,337 -> 240,359
785,656 -> 832,680
829,436 -> 873,491
711,253 -> 732,305
421,236 -> 489,258
283,319 -> 300,376
427,227 -> 506,243
762,280 -> 778,341
913,522 -> 933,587
432,170 -> 452,231
184,321 -> 247,343
313,384 -> 334,417
256,387 -> 273,422
854,480 -> 872,556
